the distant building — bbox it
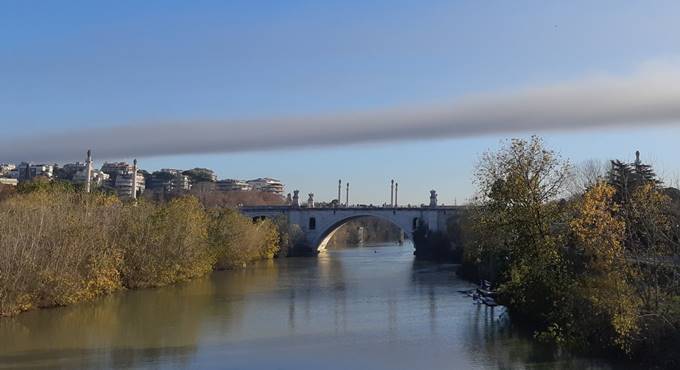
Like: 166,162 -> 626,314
0,163 -> 16,177
62,162 -> 86,174
157,168 -> 184,176
17,163 -> 54,181
73,169 -> 110,188
0,178 -> 18,186
150,169 -> 191,193
101,162 -> 134,179
216,179 -> 252,192
100,161 -> 144,198
115,170 -> 145,199
246,178 -> 284,195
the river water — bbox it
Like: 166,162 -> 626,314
0,242 -> 614,369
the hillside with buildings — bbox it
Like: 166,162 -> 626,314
0,151 -> 287,205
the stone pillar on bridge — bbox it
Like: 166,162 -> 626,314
394,182 -> 398,207
429,190 -> 438,207
345,182 -> 349,206
337,179 -> 342,205
307,193 -> 315,208
390,179 -> 394,207
292,190 -> 300,208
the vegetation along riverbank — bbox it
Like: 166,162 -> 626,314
0,182 -> 284,317
458,136 -> 680,368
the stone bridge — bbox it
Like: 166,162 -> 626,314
239,203 -> 464,250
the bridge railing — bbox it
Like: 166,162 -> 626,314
239,205 -> 464,211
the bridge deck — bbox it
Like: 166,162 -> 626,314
239,205 -> 464,211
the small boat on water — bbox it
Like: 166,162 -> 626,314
481,296 -> 499,307
477,288 -> 496,297
460,280 -> 502,307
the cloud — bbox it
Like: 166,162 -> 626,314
3,65 -> 680,163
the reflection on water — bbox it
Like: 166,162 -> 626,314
0,242 -> 612,369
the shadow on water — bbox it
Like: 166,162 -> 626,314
0,277 -> 223,369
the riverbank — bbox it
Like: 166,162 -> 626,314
0,185 -> 281,317
0,244 -> 617,370
458,137 -> 680,368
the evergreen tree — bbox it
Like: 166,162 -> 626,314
608,160 -> 634,203
607,151 -> 661,204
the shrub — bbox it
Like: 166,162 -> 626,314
208,209 -> 279,269
0,190 -> 123,316
118,197 -> 213,288
0,188 -> 280,317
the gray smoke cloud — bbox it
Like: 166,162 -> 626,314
3,66 -> 680,163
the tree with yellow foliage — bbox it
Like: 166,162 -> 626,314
570,182 -> 640,352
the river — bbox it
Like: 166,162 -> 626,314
0,242 -> 614,369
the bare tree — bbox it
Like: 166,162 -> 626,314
568,158 -> 607,196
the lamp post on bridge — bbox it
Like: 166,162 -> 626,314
390,179 -> 394,207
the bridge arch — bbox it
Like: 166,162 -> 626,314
314,214 -> 413,251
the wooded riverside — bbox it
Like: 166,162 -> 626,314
458,136 -> 680,367
0,183 -> 284,317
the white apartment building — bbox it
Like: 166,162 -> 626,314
62,162 -> 86,174
115,171 -> 145,199
0,163 -> 16,177
151,169 -> 191,192
216,179 -> 252,192
159,168 -> 183,176
73,169 -> 110,187
246,178 -> 285,195
101,162 -> 134,178
0,178 -> 18,186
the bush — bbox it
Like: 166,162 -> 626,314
208,209 -> 279,269
118,197 -> 214,288
0,190 -> 123,316
0,188 -> 280,317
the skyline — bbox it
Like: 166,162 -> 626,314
3,0 -> 680,204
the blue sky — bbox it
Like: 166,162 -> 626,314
2,0 -> 680,204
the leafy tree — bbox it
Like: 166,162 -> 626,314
182,168 -> 216,184
570,182 -> 640,352
207,209 -> 280,269
463,139 -> 679,364
118,197 -> 213,288
52,165 -> 78,181
273,216 -> 304,257
465,136 -> 573,336
17,178 -> 75,194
